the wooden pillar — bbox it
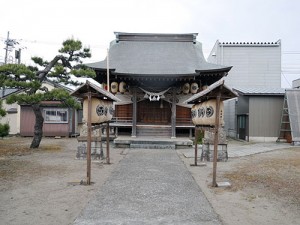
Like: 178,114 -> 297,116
115,127 -> 118,137
194,127 -> 198,166
86,91 -> 92,185
99,126 -> 103,159
106,122 -> 110,164
212,93 -> 221,187
132,87 -> 137,137
171,88 -> 176,138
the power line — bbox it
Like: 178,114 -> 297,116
281,72 -> 292,88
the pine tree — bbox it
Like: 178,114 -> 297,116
0,39 -> 96,148
0,101 -> 9,138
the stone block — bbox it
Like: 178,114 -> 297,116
76,141 -> 103,160
201,144 -> 228,162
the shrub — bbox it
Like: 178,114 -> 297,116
0,123 -> 10,138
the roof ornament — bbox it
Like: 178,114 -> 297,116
140,87 -> 171,101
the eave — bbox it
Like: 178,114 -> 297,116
184,79 -> 238,104
71,80 -> 120,102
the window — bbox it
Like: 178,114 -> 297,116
77,109 -> 83,123
44,108 -> 68,123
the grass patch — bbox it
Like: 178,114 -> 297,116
223,149 -> 300,205
0,137 -> 62,156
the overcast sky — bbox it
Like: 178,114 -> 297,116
1,0 -> 300,88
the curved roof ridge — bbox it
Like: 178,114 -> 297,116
86,32 -> 232,75
114,32 -> 198,43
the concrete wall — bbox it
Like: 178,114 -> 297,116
248,96 -> 284,141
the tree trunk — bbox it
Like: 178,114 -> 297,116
30,104 -> 44,148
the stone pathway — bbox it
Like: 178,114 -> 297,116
182,141 -> 294,158
228,142 -> 293,157
74,149 -> 222,225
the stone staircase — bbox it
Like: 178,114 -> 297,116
136,126 -> 172,137
114,125 -> 193,149
130,139 -> 175,149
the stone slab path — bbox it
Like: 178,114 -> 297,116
74,149 -> 222,225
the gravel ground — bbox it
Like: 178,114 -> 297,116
0,137 -> 125,225
178,144 -> 300,225
1,137 -> 299,225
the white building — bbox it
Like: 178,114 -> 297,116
208,40 -> 281,89
208,40 -> 284,142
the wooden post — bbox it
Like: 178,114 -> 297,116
86,91 -> 92,185
106,122 -> 110,164
171,88 -> 176,138
194,127 -> 198,166
107,48 -> 110,92
115,127 -> 118,137
99,125 -> 103,159
132,87 -> 137,137
212,93 -> 221,187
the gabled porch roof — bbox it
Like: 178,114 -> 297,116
184,79 -> 238,104
71,80 -> 120,102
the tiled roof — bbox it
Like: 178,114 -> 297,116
0,88 -> 20,98
185,79 -> 238,104
233,87 -> 286,96
86,33 -> 231,76
71,80 -> 120,102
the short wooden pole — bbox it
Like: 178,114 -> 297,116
212,94 -> 221,187
194,127 -> 198,166
99,126 -> 103,159
86,91 -> 92,185
106,122 -> 110,164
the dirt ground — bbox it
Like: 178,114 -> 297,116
0,137 -> 299,225
178,144 -> 300,225
0,137 -> 125,225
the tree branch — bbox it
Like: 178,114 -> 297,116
37,55 -> 72,81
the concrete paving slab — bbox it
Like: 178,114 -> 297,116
74,149 -> 222,225
182,142 -> 294,159
228,142 -> 293,157
216,182 -> 231,188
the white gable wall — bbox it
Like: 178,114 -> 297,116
208,41 -> 281,89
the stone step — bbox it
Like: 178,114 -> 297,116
130,143 -> 175,149
137,126 -> 172,137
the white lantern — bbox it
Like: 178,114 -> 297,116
182,83 -> 190,94
111,82 -> 118,94
119,81 -> 127,93
190,82 -> 199,94
191,99 -> 224,126
83,98 -> 114,124
202,85 -> 208,90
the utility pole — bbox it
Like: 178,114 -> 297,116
3,31 -> 20,64
4,31 -> 10,64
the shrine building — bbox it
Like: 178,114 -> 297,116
86,32 -> 232,139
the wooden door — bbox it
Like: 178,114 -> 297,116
137,100 -> 171,124
237,115 -> 247,140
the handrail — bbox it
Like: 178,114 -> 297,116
111,116 -> 193,125
112,117 -> 133,123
